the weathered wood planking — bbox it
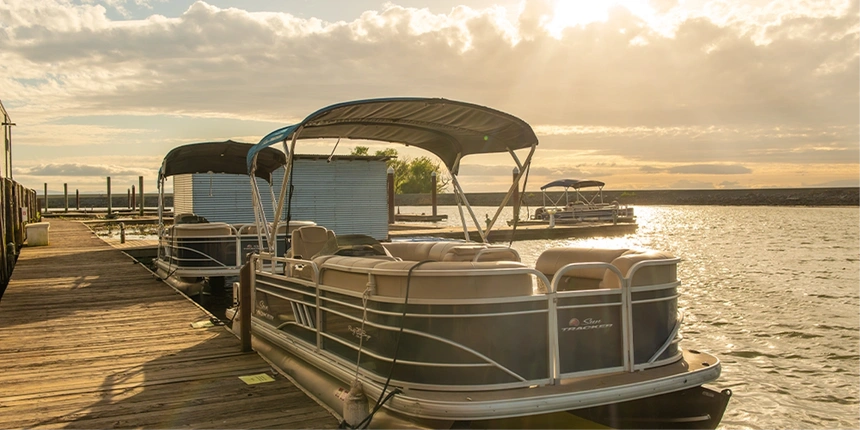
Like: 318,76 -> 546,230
0,219 -> 337,429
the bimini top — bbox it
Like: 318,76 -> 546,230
540,179 -> 606,190
160,140 -> 287,183
247,97 -> 538,174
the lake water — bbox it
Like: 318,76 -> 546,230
399,205 -> 860,430
109,204 -> 859,428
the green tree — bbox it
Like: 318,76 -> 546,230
349,147 -> 447,193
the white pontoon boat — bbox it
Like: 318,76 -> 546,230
234,98 -> 731,429
532,179 -> 635,223
153,141 -> 313,298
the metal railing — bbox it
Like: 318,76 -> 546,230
249,253 -> 683,391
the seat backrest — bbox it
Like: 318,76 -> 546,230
289,225 -> 336,260
172,222 -> 233,238
600,250 -> 677,289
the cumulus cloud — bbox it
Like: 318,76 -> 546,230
18,163 -> 149,176
638,164 -> 752,174
0,0 -> 856,191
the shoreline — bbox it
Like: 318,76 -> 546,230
38,187 -> 859,210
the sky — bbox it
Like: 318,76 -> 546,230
0,0 -> 858,194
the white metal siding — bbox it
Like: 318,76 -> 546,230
172,175 -> 194,215
179,159 -> 389,239
285,159 -> 388,239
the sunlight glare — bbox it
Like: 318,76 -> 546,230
545,0 -> 656,37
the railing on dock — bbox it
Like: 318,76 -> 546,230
0,177 -> 39,292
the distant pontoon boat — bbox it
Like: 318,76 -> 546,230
532,179 -> 635,223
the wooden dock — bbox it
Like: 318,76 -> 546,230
0,219 -> 337,429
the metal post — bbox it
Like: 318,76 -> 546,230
239,260 -> 252,352
387,167 -> 395,225
106,177 -> 112,215
63,183 -> 68,213
139,176 -> 144,217
431,171 -> 437,216
512,167 -> 520,222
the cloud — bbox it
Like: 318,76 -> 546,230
0,0 -> 856,191
639,164 -> 752,174
666,164 -> 752,174
18,163 -> 149,176
669,179 -> 715,189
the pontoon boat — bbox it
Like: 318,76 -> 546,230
234,98 -> 731,428
532,179 -> 635,223
154,140 -> 314,298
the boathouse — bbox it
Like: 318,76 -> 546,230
172,154 -> 390,239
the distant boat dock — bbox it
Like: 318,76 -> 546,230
0,219 -> 337,429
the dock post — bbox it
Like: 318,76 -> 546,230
131,185 -> 136,209
128,188 -> 132,209
120,222 -> 125,244
387,167 -> 395,224
63,183 -> 68,213
512,167 -> 520,222
106,177 -> 112,216
239,260 -> 252,352
43,183 -> 47,214
431,172 -> 437,216
139,176 -> 144,217
75,189 -> 79,210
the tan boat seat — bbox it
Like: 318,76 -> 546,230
383,241 -> 520,262
600,250 -> 677,289
239,221 -> 317,235
289,225 -> 336,260
441,245 -> 520,262
172,222 -> 233,237
535,247 -> 629,291
317,257 -> 532,299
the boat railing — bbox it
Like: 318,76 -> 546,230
249,253 -> 682,391
158,224 -> 293,275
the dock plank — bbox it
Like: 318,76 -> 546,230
0,219 -> 337,429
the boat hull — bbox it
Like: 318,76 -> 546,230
569,385 -> 732,429
239,316 -> 728,429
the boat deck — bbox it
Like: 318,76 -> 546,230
0,219 -> 337,429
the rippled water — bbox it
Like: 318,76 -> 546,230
399,205 -> 860,430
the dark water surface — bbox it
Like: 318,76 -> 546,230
405,205 -> 860,430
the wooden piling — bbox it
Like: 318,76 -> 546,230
239,260 -> 252,352
432,171 -> 437,216
106,176 -> 112,215
387,167 -> 395,225
139,176 -> 144,216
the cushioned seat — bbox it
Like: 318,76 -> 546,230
239,221 -> 317,235
535,247 -> 629,291
288,225 -> 336,260
383,241 -> 520,262
172,222 -> 233,237
600,250 -> 677,289
535,247 -> 677,290
317,257 -> 533,299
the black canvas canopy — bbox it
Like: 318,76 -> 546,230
161,140 -> 286,182
540,179 -> 605,190
249,97 -> 538,174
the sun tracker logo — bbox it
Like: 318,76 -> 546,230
562,317 -> 613,332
